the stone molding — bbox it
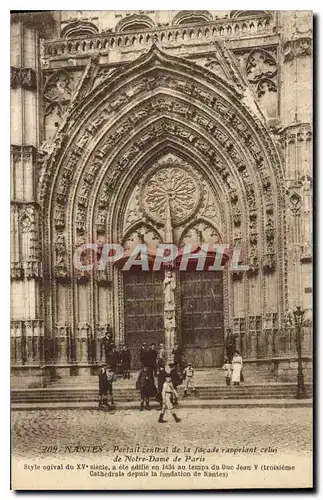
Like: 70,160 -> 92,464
283,37 -> 312,62
11,67 -> 36,90
41,13 -> 276,62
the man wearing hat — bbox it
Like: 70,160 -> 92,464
139,342 -> 150,368
98,364 -> 115,409
98,365 -> 108,408
183,362 -> 197,397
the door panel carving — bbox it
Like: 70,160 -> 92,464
180,271 -> 224,366
124,270 -> 164,368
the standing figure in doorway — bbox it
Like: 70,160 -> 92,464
231,350 -> 243,386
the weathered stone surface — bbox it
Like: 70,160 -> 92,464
10,10 -> 312,373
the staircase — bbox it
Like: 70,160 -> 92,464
11,368 -> 312,407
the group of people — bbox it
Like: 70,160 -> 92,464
136,342 -> 198,423
101,332 -> 131,379
222,350 -> 244,386
98,339 -> 198,424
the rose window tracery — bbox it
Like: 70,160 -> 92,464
140,165 -> 201,226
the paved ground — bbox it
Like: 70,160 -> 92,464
12,407 -> 312,459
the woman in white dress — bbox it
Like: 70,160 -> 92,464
231,350 -> 243,386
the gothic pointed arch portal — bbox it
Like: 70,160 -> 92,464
39,44 -> 285,368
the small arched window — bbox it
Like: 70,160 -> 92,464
61,21 -> 99,39
230,11 -> 271,19
115,14 -> 155,32
172,10 -> 213,26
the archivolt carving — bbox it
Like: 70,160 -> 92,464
39,45 -> 285,341
40,47 -> 282,214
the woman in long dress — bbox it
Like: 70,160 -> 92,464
231,350 -> 243,386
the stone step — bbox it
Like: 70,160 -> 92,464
12,387 -> 309,397
11,395 -> 307,404
11,383 -> 312,403
11,399 -> 313,411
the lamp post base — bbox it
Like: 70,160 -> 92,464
296,371 -> 307,399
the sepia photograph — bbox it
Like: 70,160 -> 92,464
10,8 -> 313,490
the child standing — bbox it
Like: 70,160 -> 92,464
183,362 -> 197,397
222,359 -> 232,386
105,365 -> 116,409
158,375 -> 181,423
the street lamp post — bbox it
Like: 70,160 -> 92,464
293,306 -> 307,399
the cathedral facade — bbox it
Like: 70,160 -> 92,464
10,10 -> 313,386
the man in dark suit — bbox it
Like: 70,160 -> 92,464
107,346 -> 118,372
139,342 -> 150,368
148,343 -> 158,376
101,329 -> 114,364
120,344 -> 131,379
172,343 -> 184,376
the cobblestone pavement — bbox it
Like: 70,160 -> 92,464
12,407 -> 312,459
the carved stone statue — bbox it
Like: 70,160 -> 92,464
163,271 -> 176,309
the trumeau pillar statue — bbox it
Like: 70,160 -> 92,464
163,195 -> 177,364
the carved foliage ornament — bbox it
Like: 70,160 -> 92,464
245,49 -> 277,98
11,67 -> 36,90
284,37 -> 312,62
43,70 -> 73,117
289,193 -> 301,216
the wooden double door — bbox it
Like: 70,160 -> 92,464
123,270 -> 224,368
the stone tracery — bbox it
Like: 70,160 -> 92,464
34,45 -> 285,363
10,11 -> 312,384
